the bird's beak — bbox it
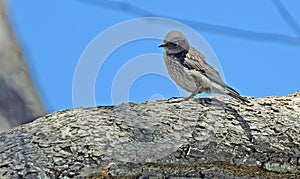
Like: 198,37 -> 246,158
158,43 -> 166,48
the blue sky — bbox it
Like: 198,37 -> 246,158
7,0 -> 300,112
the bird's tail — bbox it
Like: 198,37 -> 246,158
225,86 -> 250,104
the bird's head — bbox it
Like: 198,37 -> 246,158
158,30 -> 190,54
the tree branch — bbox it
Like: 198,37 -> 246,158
0,91 -> 299,178
76,0 -> 300,46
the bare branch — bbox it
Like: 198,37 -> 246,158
76,0 -> 300,46
1,92 -> 299,178
271,0 -> 300,36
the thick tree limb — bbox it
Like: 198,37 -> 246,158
0,91 -> 299,178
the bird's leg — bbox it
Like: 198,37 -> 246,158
184,92 -> 197,101
184,87 -> 203,101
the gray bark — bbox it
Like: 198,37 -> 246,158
0,91 -> 299,178
0,0 -> 45,131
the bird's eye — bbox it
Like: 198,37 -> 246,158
173,43 -> 179,47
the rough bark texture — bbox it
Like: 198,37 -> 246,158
0,91 -> 299,178
0,0 -> 45,131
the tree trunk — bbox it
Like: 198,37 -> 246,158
0,0 -> 45,131
0,91 -> 299,178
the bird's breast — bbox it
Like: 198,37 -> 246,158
164,55 -> 198,92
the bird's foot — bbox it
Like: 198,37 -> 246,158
166,97 -> 185,103
183,96 -> 193,101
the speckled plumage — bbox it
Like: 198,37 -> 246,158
159,30 -> 249,103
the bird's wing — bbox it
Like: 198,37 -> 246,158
183,47 -> 223,83
182,47 -> 247,101
183,47 -> 242,97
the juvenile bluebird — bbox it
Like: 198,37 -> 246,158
159,30 -> 249,103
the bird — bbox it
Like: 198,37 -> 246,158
158,30 -> 249,103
